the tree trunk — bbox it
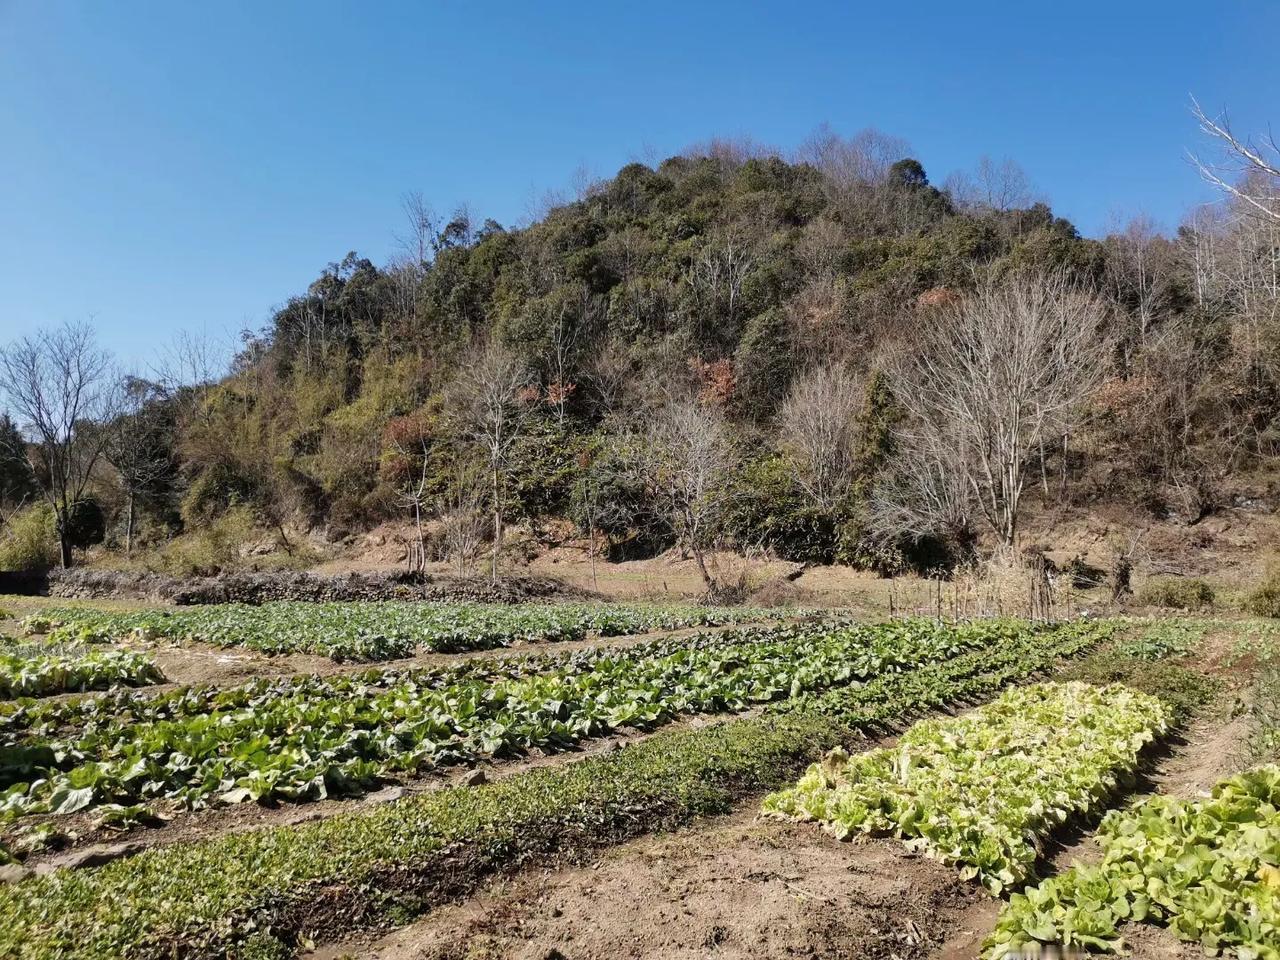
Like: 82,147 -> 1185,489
690,540 -> 713,593
491,464 -> 502,585
125,491 -> 135,555
56,511 -> 72,569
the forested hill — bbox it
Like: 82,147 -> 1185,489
4,130 -> 1276,578
189,142 -> 1104,529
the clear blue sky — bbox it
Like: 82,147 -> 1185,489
1,1 -> 1275,368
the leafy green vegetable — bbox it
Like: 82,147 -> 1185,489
989,765 -> 1280,959
0,618 -> 1012,820
764,680 -> 1169,893
21,600 -> 804,662
0,647 -> 163,699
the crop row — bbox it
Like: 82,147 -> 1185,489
0,618 -> 1110,960
21,600 -> 800,662
0,647 -> 164,700
763,680 -> 1170,893
0,618 -> 1011,821
989,764 -> 1280,959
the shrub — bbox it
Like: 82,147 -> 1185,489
1136,576 -> 1215,610
0,503 -> 59,571
1245,573 -> 1280,618
147,506 -> 260,577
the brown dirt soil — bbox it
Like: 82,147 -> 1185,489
315,808 -> 987,960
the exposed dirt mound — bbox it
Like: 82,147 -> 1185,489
43,567 -> 588,605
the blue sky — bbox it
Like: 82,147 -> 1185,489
1,1 -> 1276,368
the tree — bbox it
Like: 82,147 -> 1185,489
436,458 -> 488,577
778,363 -> 863,511
0,322 -> 119,567
637,396 -> 740,594
734,307 -> 796,420
0,412 -> 36,517
106,377 -> 175,553
446,342 -> 533,583
876,270 -> 1108,551
945,156 -> 1038,214
382,411 -> 435,572
1104,215 -> 1179,364
1191,98 -> 1280,224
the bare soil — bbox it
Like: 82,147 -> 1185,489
316,809 -> 986,960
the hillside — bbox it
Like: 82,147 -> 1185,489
2,131 -> 1278,598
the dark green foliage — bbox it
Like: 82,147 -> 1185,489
507,423 -> 589,527
725,455 -> 848,563
0,414 -> 36,509
734,307 -> 796,421
64,498 -> 106,550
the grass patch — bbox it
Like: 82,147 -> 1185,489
1244,572 -> 1280,619
1136,577 -> 1215,611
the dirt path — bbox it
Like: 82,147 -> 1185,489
316,808 -> 987,960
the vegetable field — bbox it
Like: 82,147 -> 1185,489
764,680 -> 1170,892
21,600 -> 796,662
0,646 -> 163,700
0,618 -> 1012,820
0,604 -> 1264,960
990,764 -> 1280,959
0,615 -> 1109,959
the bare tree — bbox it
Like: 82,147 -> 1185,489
397,191 -> 440,266
446,342 -> 533,583
686,229 -> 755,340
795,124 -> 912,188
637,397 -> 739,594
1105,214 -> 1174,359
436,460 -> 487,577
106,377 -> 173,553
779,363 -> 864,511
388,430 -> 433,573
945,156 -> 1038,214
0,321 -> 120,567
1191,98 -> 1280,224
869,426 -> 977,559
877,271 -> 1109,550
